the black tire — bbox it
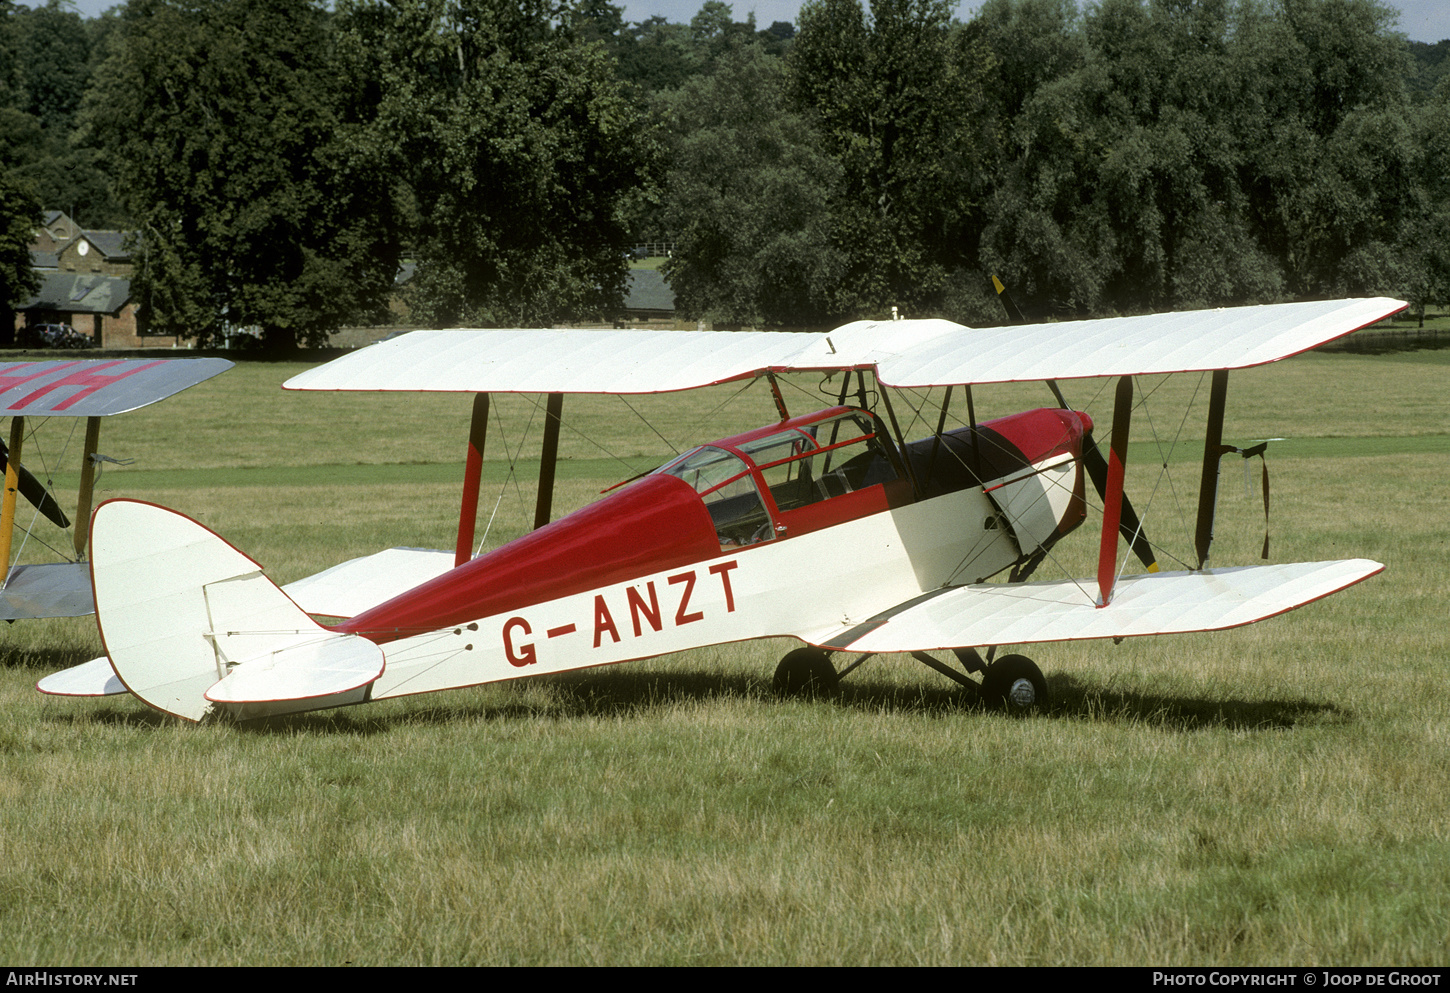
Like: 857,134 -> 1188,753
773,648 -> 839,698
980,654 -> 1047,710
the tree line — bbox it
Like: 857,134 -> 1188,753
1,0 -> 1445,347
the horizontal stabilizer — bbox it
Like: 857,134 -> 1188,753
36,655 -> 125,697
283,547 -> 456,619
834,559 -> 1383,653
206,633 -> 384,705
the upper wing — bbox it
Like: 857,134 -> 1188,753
835,297 -> 1404,387
0,358 -> 234,416
283,298 -> 1403,395
822,560 -> 1383,653
284,327 -> 808,394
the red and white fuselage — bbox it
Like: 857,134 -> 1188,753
327,405 -> 1090,709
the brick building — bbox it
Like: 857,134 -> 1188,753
14,220 -> 185,349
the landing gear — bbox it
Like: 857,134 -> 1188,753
979,653 -> 1048,710
771,645 -> 1047,711
773,648 -> 839,697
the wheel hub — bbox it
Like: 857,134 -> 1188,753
1008,677 -> 1036,707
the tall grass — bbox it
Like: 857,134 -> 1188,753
0,345 -> 1446,964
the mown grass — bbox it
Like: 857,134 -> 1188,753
0,344 -> 1446,965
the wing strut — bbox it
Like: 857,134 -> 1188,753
1194,370 -> 1230,569
1096,377 -> 1133,606
765,371 -> 790,421
1053,379 -> 1157,574
924,384 -> 953,485
72,416 -> 102,559
533,392 -> 564,530
0,418 -> 22,585
455,393 -> 490,567
877,386 -> 922,498
964,385 -> 983,481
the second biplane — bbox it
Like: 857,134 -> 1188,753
0,357 -> 231,621
39,298 -> 1401,721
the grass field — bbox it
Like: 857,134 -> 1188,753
0,341 -> 1447,965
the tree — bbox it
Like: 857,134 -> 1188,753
660,44 -> 842,326
1235,0 -> 1416,299
340,0 -> 654,327
788,0 -> 997,319
84,0 -> 403,349
10,0 -> 90,133
973,0 -> 1418,317
0,172 -> 41,339
614,15 -> 700,92
0,1 -> 19,111
0,0 -> 120,227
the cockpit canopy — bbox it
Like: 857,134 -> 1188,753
655,407 -> 902,548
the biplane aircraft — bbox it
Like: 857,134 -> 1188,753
0,358 -> 232,621
38,298 -> 1402,722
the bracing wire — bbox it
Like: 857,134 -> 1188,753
473,377 -> 766,557
9,417 -> 80,570
617,394 -> 680,460
475,399 -> 541,555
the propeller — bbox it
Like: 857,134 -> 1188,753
0,440 -> 71,529
993,275 -> 1157,573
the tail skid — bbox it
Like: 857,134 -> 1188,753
91,500 -> 384,721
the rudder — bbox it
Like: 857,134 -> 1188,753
91,500 -> 382,721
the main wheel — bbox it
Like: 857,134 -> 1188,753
773,648 -> 839,698
980,654 -> 1047,710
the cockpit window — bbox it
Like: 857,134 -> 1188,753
657,446 -> 774,547
751,413 -> 898,512
654,410 -> 900,547
738,431 -> 819,511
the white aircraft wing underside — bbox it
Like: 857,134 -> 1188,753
283,298 -> 1402,395
0,562 -> 94,620
831,559 -> 1384,653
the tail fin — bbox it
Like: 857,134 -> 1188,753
92,500 -> 383,722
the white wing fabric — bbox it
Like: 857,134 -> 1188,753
828,560 -> 1384,653
284,298 -> 1403,395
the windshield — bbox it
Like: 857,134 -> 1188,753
653,410 -> 900,546
657,446 -> 774,547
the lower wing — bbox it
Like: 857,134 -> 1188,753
826,560 -> 1383,653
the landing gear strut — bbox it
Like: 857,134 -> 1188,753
906,648 -> 1048,710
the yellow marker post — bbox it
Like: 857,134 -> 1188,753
0,417 -> 24,586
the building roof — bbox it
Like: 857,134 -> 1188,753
79,230 -> 132,260
41,211 -> 78,238
20,272 -> 133,315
